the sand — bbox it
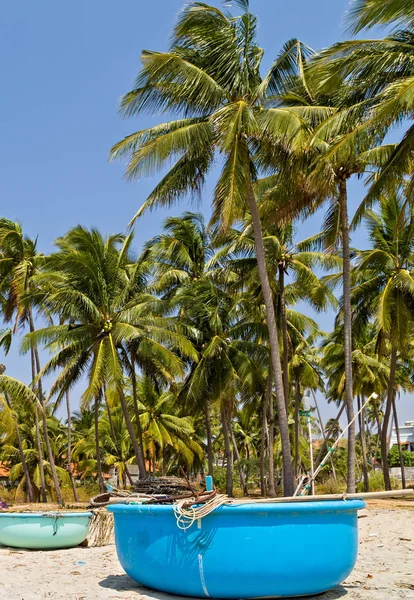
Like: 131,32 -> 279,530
1,506 -> 413,600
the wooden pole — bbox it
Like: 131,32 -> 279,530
234,489 -> 414,504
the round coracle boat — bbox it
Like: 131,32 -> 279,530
108,499 -> 365,598
0,511 -> 93,550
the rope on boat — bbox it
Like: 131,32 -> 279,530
172,492 -> 230,530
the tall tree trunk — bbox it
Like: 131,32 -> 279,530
124,462 -> 134,487
34,351 -> 63,505
65,390 -> 79,502
102,383 -> 117,444
267,374 -> 277,497
94,395 -> 105,493
204,401 -> 214,476
294,378 -> 300,478
129,349 -> 145,454
313,391 -> 337,481
260,389 -> 268,496
118,388 -> 146,478
278,264 -> 290,408
338,177 -> 356,493
29,311 -> 62,504
392,395 -> 406,489
4,391 -> 34,502
247,183 -> 294,496
381,345 -> 397,490
30,346 -> 46,502
230,425 -> 248,496
221,407 -> 233,497
357,396 -> 369,492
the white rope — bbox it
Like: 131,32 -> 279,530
173,494 -> 230,530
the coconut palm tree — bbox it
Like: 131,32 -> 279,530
0,219 -> 61,503
269,59 -> 396,492
110,1 -> 323,494
213,220 -> 338,402
0,374 -> 69,500
352,191 -> 414,488
23,226 -> 197,481
311,0 -> 414,202
134,376 -> 203,474
142,212 -> 216,473
143,212 -> 215,299
0,330 -> 35,502
177,276 -> 266,495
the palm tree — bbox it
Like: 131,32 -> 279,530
214,220 -> 338,403
142,212 -> 216,474
0,374 -> 69,500
135,376 -> 203,474
270,61 -> 395,492
177,276 -> 266,495
0,362 -> 35,502
110,1 -> 321,495
352,191 -> 414,488
312,0 -> 414,202
0,219 -> 62,503
289,336 -> 324,478
143,212 -> 214,298
23,226 -> 197,481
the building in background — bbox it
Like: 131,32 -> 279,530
390,421 -> 414,452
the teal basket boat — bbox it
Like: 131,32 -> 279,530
0,511 -> 93,549
108,500 -> 365,598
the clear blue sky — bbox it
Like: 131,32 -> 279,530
0,0 -> 411,425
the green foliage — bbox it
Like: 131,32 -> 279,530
388,445 -> 414,468
356,470 -> 401,493
2,1 -> 414,501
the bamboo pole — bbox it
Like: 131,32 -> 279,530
234,489 -> 414,504
296,391 -> 379,496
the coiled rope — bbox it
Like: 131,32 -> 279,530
173,492 -> 230,530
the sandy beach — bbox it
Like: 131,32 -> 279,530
1,504 -> 413,600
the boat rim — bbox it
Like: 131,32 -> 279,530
107,499 -> 365,514
0,512 -> 93,518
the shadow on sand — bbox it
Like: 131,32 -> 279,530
99,574 -> 349,600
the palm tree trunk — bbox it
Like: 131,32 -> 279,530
124,462 -> 134,487
30,346 -> 47,502
29,310 -> 62,504
102,383 -> 117,444
4,391 -> 34,502
294,378 -> 300,478
247,183 -> 293,496
204,401 -> 214,476
129,349 -> 145,453
34,349 -> 63,505
315,403 -> 346,467
267,373 -> 276,497
357,396 -> 369,492
338,177 -> 356,493
260,389 -> 268,496
221,407 -> 233,497
392,396 -> 406,489
118,388 -> 147,479
312,391 -> 337,481
278,264 -> 290,408
230,424 -> 248,496
381,345 -> 397,490
65,390 -> 79,502
162,447 -> 167,477
94,395 -> 105,493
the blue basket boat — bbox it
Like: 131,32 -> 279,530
108,499 -> 365,598
0,511 -> 93,550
